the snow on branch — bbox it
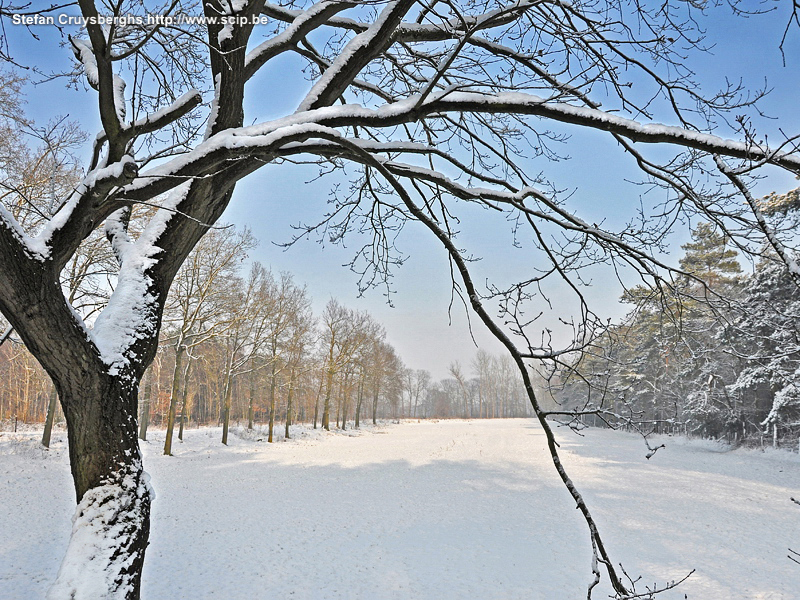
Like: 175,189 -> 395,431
0,157 -> 137,263
261,0 -> 546,42
94,91 -> 202,162
70,37 -> 99,89
245,1 -> 358,80
422,92 -> 800,173
297,0 -> 417,112
91,182 -> 192,375
117,91 -> 800,230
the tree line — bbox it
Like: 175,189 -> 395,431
0,222 -> 537,443
553,206 -> 800,449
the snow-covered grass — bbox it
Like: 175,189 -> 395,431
1,419 -> 798,599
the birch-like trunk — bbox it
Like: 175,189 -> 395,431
322,367 -> 334,431
247,366 -> 256,430
355,376 -> 364,429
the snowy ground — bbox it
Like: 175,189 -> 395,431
1,419 -> 798,599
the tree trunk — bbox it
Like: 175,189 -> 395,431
178,359 -> 192,442
221,373 -> 233,445
48,374 -> 152,600
247,365 -> 256,430
163,344 -> 184,456
340,371 -> 349,431
322,367 -> 334,431
41,385 -> 58,448
355,376 -> 364,429
372,383 -> 380,426
285,369 -> 294,439
138,371 -> 151,442
268,361 -> 277,443
221,350 -> 235,445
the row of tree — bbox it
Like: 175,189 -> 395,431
554,213 -> 800,448
1,222 -> 538,445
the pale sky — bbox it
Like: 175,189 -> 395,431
6,4 -> 800,380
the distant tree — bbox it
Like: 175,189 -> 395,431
220,263 -> 276,445
557,222 -> 745,438
263,272 -> 312,442
728,253 -> 800,445
678,223 -> 743,290
161,226 -> 255,455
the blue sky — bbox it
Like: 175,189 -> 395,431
5,3 -> 800,379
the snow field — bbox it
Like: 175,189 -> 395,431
0,419 -> 798,599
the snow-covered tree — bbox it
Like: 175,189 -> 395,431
728,254 -> 800,441
1,2 -> 800,598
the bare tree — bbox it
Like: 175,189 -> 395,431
220,263 -> 276,445
319,299 -> 372,430
162,226 -> 255,455
0,2 -> 799,598
263,272 -> 312,442
404,368 -> 431,419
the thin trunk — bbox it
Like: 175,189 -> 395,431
163,344 -> 184,456
322,367 -> 334,431
221,373 -> 233,445
355,375 -> 364,428
247,363 -> 256,430
341,372 -> 349,431
285,368 -> 295,439
268,361 -> 277,443
221,350 -> 235,445
312,367 -> 324,429
41,385 -> 58,448
178,359 -> 192,442
372,381 -> 380,425
138,371 -> 151,441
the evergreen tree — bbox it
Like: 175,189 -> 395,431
678,223 -> 742,289
728,254 -> 800,440
558,222 -> 745,437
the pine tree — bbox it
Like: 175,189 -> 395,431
728,254 -> 800,442
678,223 -> 742,290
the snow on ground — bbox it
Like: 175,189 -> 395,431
0,419 -> 798,599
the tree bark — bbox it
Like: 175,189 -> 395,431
355,376 -> 364,429
322,367 -> 334,431
48,373 -> 152,600
340,371 -> 349,431
221,347 -> 235,445
372,383 -> 380,426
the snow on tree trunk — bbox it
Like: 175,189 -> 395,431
48,375 -> 152,600
48,462 -> 152,600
